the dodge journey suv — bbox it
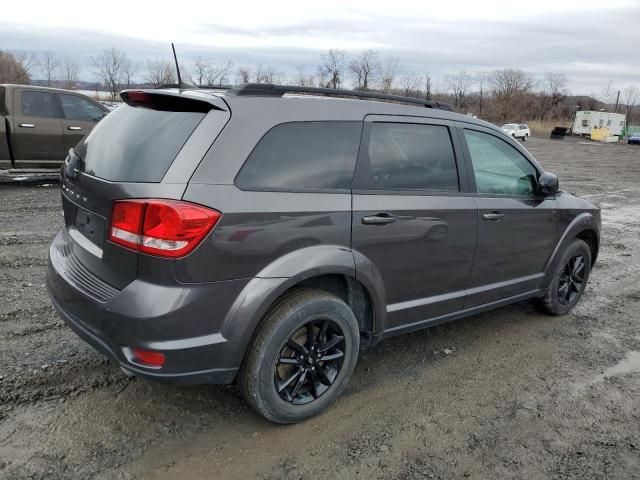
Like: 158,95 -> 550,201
47,84 -> 600,423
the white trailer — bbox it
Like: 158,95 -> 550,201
572,111 -> 626,136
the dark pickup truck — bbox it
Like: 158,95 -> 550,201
1,84 -> 110,169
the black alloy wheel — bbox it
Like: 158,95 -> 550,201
239,289 -> 360,423
557,254 -> 586,305
275,319 -> 345,405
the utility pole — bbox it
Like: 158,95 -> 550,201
614,90 -> 620,113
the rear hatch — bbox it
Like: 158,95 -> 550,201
59,90 -> 230,290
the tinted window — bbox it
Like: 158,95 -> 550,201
21,91 -> 57,118
362,123 -> 458,191
59,94 -> 105,121
464,129 -> 537,196
76,104 -> 205,182
236,122 -> 362,191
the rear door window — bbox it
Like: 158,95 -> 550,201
75,104 -> 205,182
358,122 -> 459,192
21,91 -> 58,118
235,121 -> 362,191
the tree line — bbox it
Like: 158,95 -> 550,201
1,47 -> 638,125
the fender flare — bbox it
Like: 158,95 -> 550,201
542,212 -> 599,288
218,245 -> 387,366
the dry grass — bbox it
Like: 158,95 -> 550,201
526,119 -> 571,137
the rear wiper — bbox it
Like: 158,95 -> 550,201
64,148 -> 83,179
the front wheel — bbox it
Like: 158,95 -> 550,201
534,239 -> 591,315
239,289 -> 360,423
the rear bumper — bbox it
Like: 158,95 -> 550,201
47,228 -> 250,385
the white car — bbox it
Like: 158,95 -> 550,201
501,123 -> 530,141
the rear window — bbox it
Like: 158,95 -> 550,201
76,104 -> 205,182
235,121 -> 362,191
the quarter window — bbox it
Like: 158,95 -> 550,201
21,91 -> 57,118
59,94 -> 105,122
464,130 -> 537,196
235,122 -> 362,191
361,122 -> 459,191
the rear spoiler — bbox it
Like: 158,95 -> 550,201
120,90 -> 227,113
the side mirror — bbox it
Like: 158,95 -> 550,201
538,171 -> 559,197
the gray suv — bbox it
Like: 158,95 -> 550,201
47,84 -> 600,423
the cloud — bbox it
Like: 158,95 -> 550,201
0,4 -> 638,94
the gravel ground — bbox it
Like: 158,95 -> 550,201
1,137 -> 639,480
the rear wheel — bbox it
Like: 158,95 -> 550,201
239,289 -> 359,423
534,239 -> 591,315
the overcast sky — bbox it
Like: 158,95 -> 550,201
1,0 -> 638,94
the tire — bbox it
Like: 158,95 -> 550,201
534,239 -> 591,315
523,133 -> 528,142
239,289 -> 360,424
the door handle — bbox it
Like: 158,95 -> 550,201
67,126 -> 82,131
19,123 -> 35,128
362,214 -> 397,225
482,212 -> 505,222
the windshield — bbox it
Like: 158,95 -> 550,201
502,124 -> 517,129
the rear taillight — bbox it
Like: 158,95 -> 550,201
109,199 -> 221,258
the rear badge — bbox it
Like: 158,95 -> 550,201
62,184 -> 87,203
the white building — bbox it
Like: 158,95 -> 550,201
572,111 -> 626,136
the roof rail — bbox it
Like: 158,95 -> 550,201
229,83 -> 453,111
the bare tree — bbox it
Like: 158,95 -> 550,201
294,65 -> 315,87
349,49 -> 380,91
253,65 -> 277,84
539,72 -> 568,120
476,71 -> 488,116
401,72 -> 422,97
41,52 -> 59,87
121,58 -> 138,89
318,49 -> 346,89
0,50 -> 30,84
489,68 -> 536,121
191,56 -> 210,86
599,80 -> 615,106
62,59 -> 79,90
444,70 -> 474,112
424,74 -> 432,100
91,48 -> 127,100
236,66 -> 251,84
621,85 -> 639,126
380,56 -> 401,93
13,51 -> 38,77
206,60 -> 234,86
144,59 -> 176,87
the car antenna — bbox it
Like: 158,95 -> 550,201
171,42 -> 183,89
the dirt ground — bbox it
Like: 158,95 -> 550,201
1,137 -> 639,480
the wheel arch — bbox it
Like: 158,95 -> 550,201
542,212 -> 600,288
576,229 -> 599,265
219,245 -> 386,369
